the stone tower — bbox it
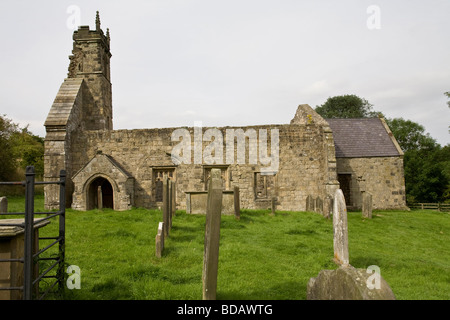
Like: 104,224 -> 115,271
44,12 -> 112,209
68,11 -> 113,130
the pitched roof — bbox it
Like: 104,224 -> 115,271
325,118 -> 402,158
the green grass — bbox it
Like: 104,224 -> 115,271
2,196 -> 449,300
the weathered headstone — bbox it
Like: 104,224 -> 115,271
0,197 -> 7,213
362,192 -> 372,219
155,222 -> 164,258
333,189 -> 349,266
202,169 -> 223,300
307,265 -> 396,300
233,186 -> 240,220
315,196 -> 323,215
306,195 -> 315,212
323,195 -> 333,219
171,180 -> 176,217
271,197 -> 276,215
168,181 -> 173,229
162,178 -> 170,237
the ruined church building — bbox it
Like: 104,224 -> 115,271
44,13 -> 407,213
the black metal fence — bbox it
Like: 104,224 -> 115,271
0,166 -> 66,300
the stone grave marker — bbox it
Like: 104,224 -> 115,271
202,168 -> 223,300
333,189 -> 349,266
323,195 -> 333,219
168,180 -> 173,229
234,186 -> 240,220
162,178 -> 170,237
0,197 -> 7,213
315,196 -> 323,215
155,222 -> 164,258
306,195 -> 315,212
271,197 -> 276,215
171,180 -> 176,217
362,192 -> 373,219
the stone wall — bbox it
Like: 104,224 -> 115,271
336,157 -> 407,209
68,121 -> 336,211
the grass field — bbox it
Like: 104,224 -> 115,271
3,195 -> 450,300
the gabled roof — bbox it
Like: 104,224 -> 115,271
325,118 -> 403,158
44,78 -> 83,127
72,152 -> 132,180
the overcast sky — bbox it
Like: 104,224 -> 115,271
0,0 -> 449,146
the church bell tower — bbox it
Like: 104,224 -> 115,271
68,11 -> 113,130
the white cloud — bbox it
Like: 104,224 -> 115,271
0,0 -> 449,145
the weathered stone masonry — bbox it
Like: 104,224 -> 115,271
43,13 -> 406,212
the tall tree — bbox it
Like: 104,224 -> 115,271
0,115 -> 19,181
0,114 -> 44,181
386,117 -> 448,203
315,94 -> 379,118
385,117 -> 437,152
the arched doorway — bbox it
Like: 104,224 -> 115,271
87,177 -> 114,210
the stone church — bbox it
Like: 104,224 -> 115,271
44,13 -> 407,213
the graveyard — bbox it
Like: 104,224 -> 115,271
4,193 -> 449,300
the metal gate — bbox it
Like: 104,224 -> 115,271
0,166 -> 66,300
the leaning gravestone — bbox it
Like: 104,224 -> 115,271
307,265 -> 395,300
0,197 -> 7,213
202,169 -> 223,300
307,188 -> 396,300
362,192 -> 373,219
333,189 -> 349,266
155,222 -> 164,258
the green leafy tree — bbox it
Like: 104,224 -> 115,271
10,127 -> 45,177
0,114 -> 44,181
0,115 -> 18,181
315,94 -> 380,118
385,117 -> 437,152
387,116 -> 449,203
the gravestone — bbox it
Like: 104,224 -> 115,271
315,196 -> 323,215
168,181 -> 173,229
155,222 -> 164,258
306,195 -> 315,212
271,197 -> 276,215
162,178 -> 170,237
202,169 -> 223,300
362,192 -> 372,219
171,180 -> 176,217
333,189 -> 349,266
307,189 -> 396,300
0,197 -> 7,213
323,195 -> 333,219
307,265 -> 396,300
234,186 -> 240,220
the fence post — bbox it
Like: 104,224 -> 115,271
23,166 -> 35,300
57,170 -> 66,295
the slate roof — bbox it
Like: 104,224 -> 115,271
325,118 -> 402,158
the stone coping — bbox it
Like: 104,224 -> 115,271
0,219 -> 51,238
